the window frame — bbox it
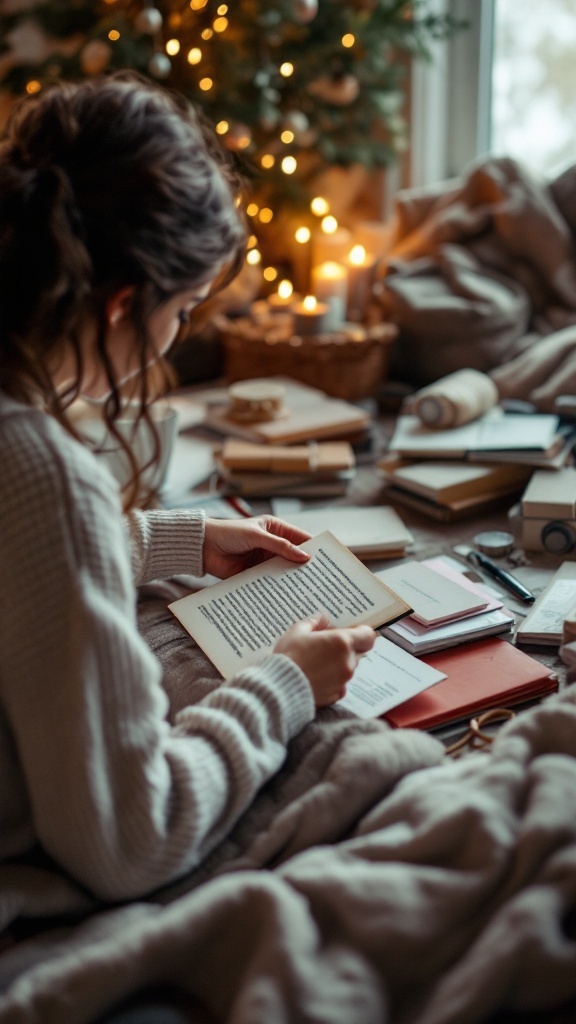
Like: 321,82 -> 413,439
408,0 -> 495,187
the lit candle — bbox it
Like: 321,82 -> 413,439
292,294 -> 331,336
345,244 -> 377,322
268,279 -> 296,312
312,216 -> 352,267
311,261 -> 348,329
353,220 -> 393,258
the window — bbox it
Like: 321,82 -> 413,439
408,0 -> 576,188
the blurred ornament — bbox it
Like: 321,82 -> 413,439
148,52 -> 172,78
224,123 -> 252,152
292,0 -> 318,23
80,39 -> 112,75
253,69 -> 271,88
282,110 -> 310,138
307,73 -> 360,105
135,6 -> 163,34
4,18 -> 76,64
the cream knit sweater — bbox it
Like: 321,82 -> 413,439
0,395 -> 315,901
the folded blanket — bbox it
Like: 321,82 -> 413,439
2,591 -> 576,1024
379,157 -> 576,389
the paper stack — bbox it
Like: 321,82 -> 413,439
377,556 -> 514,654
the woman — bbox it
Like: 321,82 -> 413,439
0,73 -> 375,903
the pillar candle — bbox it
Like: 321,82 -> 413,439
312,226 -> 352,267
345,244 -> 378,322
353,219 -> 393,258
311,261 -> 348,330
292,295 -> 331,336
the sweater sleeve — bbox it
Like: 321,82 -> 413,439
125,507 -> 206,584
0,412 -> 315,902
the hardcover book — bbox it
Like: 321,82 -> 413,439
384,637 -> 558,730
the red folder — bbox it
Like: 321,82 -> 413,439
384,637 -> 558,731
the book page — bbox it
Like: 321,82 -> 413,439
169,531 -> 411,677
337,636 -> 446,717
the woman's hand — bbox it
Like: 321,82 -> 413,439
203,515 -> 312,578
274,614 -> 376,707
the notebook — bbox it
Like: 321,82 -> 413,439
383,637 -> 558,731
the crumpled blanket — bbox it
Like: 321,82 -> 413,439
379,156 -> 576,392
2,590 -> 576,1023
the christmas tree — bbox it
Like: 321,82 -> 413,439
0,1 -> 462,296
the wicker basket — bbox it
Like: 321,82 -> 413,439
216,314 -> 398,401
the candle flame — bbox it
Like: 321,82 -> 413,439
349,244 -> 367,266
319,261 -> 346,280
311,196 -> 330,216
278,279 -> 293,299
303,295 -> 317,311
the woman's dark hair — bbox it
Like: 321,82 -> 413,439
0,71 -> 247,507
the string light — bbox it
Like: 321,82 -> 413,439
258,208 -> 274,223
280,130 -> 294,144
215,120 -> 229,134
26,80 -> 41,94
213,16 -> 228,31
247,234 -> 258,247
342,33 -> 355,47
199,77 -> 213,91
295,226 -> 311,243
166,38 -> 180,55
108,29 -> 120,40
201,28 -> 213,39
246,203 -> 259,217
217,3 -> 228,12
279,62 -> 294,77
311,197 -> 330,216
190,0 -> 207,8
263,266 -> 278,282
246,249 -> 262,265
321,215 -> 338,234
281,155 -> 297,174
187,47 -> 202,64
261,154 -> 275,168
278,280 -> 294,299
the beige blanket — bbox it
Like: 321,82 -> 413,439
2,590 -> 576,1022
380,157 -> 576,395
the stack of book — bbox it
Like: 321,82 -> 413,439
379,457 -> 533,522
214,438 -> 356,498
378,407 -> 576,521
376,556 -> 515,655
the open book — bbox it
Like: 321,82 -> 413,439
388,411 -> 561,462
169,531 -> 412,678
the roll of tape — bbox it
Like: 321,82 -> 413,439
473,531 -> 515,557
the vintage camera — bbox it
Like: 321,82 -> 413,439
509,468 -> 576,555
